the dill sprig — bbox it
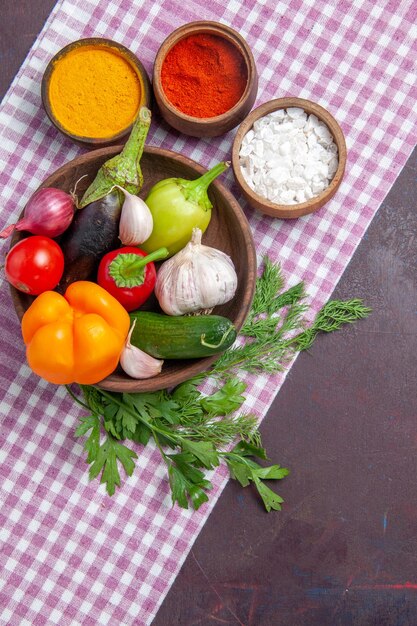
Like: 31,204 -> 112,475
172,413 -> 261,447
287,299 -> 372,351
213,258 -> 371,376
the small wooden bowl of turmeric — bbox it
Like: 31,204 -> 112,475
153,21 -> 258,138
41,38 -> 152,147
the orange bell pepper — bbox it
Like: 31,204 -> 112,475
21,281 -> 130,385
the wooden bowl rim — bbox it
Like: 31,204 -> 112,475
232,97 -> 347,219
41,37 -> 152,147
153,20 -> 258,125
11,145 -> 257,392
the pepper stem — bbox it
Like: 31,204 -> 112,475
180,161 -> 229,211
109,247 -> 169,289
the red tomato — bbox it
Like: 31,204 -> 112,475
97,247 -> 158,312
5,235 -> 64,295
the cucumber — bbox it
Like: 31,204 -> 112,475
129,311 -> 237,359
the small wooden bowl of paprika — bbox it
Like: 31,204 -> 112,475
152,21 -> 258,137
41,38 -> 152,148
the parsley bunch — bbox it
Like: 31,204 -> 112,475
70,258 -> 370,511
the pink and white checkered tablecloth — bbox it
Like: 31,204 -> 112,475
0,1 -> 415,624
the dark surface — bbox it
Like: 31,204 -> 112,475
154,149 -> 417,626
0,0 -> 57,96
2,4 -> 417,626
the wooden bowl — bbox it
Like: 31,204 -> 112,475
10,147 -> 257,392
41,38 -> 152,148
232,97 -> 347,219
152,21 -> 258,137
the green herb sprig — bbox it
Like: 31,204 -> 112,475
71,257 -> 371,511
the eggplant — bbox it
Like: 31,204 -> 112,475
57,191 -> 122,292
56,106 -> 152,293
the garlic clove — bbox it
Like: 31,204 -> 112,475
155,227 -> 238,316
116,185 -> 153,245
120,320 -> 163,379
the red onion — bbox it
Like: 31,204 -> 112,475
0,188 -> 75,239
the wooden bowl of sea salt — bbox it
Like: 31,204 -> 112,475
232,97 -> 347,218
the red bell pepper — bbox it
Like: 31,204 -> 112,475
97,246 -> 168,312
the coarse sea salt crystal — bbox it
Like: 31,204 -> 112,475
315,124 -> 333,144
279,141 -> 291,156
286,107 -> 306,119
238,108 -> 339,205
242,128 -> 254,144
328,156 -> 339,175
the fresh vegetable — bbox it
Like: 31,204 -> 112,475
97,246 -> 169,312
155,227 -> 238,315
57,107 -> 152,291
72,257 -> 371,508
119,320 -> 164,379
128,311 -> 237,359
57,190 -> 123,292
141,161 -> 229,257
116,185 -> 153,245
5,235 -> 64,295
22,281 -> 129,385
79,106 -> 151,208
0,188 -> 75,239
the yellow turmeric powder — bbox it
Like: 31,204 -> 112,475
48,44 -> 141,139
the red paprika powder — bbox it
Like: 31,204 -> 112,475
161,33 -> 248,118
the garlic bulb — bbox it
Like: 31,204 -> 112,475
155,228 -> 238,316
120,321 -> 163,379
116,185 -> 153,245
